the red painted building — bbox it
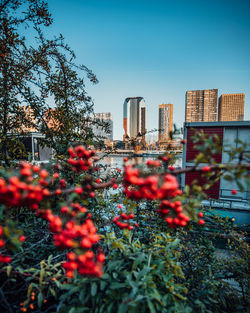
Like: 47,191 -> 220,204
181,121 -> 250,201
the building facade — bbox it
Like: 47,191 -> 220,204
185,89 -> 218,122
93,112 -> 113,142
218,93 -> 245,121
182,121 -> 250,204
158,104 -> 173,144
15,106 -> 37,132
123,97 -> 146,142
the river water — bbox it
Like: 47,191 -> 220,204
97,154 -> 183,173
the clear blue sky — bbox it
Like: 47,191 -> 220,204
47,0 -> 250,140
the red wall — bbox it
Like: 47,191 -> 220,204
185,126 -> 224,199
185,170 -> 221,199
186,127 -> 223,163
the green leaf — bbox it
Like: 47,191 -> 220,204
184,185 -> 190,195
91,282 -> 97,297
27,284 -> 33,297
147,299 -> 156,313
135,267 -> 151,281
39,269 -> 45,285
236,181 -> 245,192
48,254 -> 53,265
110,282 -> 125,290
118,302 -> 128,313
223,174 -> 233,181
100,280 -> 107,291
49,287 -> 57,297
37,292 -> 43,308
6,265 -> 12,277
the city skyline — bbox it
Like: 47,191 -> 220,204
121,88 -> 246,140
46,0 -> 250,139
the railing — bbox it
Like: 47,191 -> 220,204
208,188 -> 250,203
181,186 -> 250,209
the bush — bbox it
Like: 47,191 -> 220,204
0,142 -> 249,312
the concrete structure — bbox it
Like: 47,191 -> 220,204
7,132 -> 52,162
182,121 -> 250,224
94,112 -> 113,142
17,106 -> 61,132
158,104 -> 173,145
123,97 -> 146,142
182,121 -> 250,201
185,89 -> 218,122
218,93 -> 245,121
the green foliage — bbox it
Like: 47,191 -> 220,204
2,208 -> 248,313
179,216 -> 249,313
0,0 -> 52,165
56,232 -> 192,313
0,0 -> 108,164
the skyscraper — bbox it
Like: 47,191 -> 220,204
218,93 -> 245,121
185,89 -> 218,122
94,112 -> 113,141
158,104 -> 173,144
123,97 -> 146,142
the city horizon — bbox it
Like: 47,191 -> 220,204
96,88 -> 248,141
40,0 -> 250,140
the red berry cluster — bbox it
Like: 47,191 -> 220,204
60,203 -> 87,217
0,146 -> 104,277
168,166 -> 175,171
146,159 -> 161,167
123,165 -> 182,200
67,146 -> 99,198
68,146 -> 96,172
37,207 -> 104,278
0,226 -> 25,263
0,226 -> 11,263
158,200 -> 190,227
0,254 -> 11,263
197,212 -> 205,225
159,156 -> 169,162
63,250 -> 105,278
113,213 -> 138,230
0,163 -> 49,209
202,166 -> 211,172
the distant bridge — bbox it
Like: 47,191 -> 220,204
98,150 -> 183,157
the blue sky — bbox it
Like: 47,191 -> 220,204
47,0 -> 250,139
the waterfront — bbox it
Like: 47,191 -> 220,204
97,153 -> 183,171
96,153 -> 250,226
